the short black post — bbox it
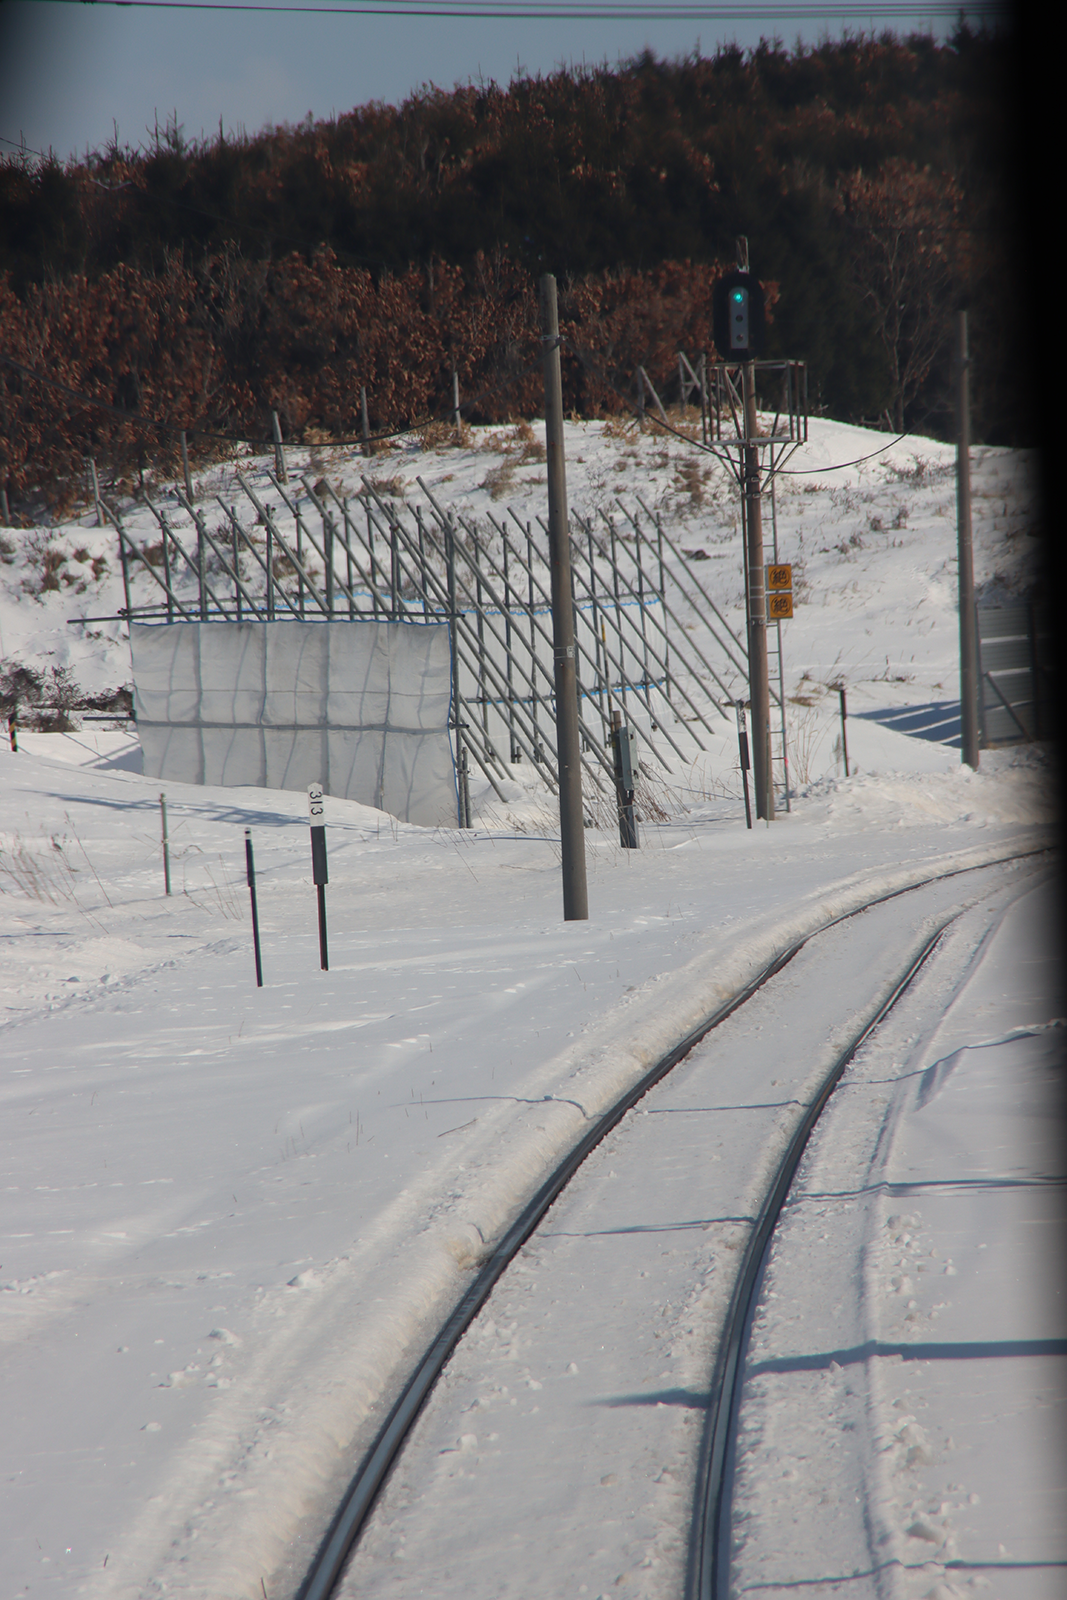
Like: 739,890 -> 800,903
611,709 -> 639,849
839,685 -> 850,778
160,793 -> 172,896
245,828 -> 263,988
736,700 -> 753,830
460,746 -> 472,832
8,712 -> 17,753
308,783 -> 329,972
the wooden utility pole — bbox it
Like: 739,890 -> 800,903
540,273 -> 588,921
743,361 -> 774,819
956,310 -> 980,769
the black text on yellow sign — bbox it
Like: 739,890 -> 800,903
766,564 -> 793,591
768,591 -> 794,619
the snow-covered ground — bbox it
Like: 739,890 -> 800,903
730,873 -> 1066,1600
0,416 -> 1059,1599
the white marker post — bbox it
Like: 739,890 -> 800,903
308,782 -> 329,972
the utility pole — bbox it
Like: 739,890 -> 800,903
717,237 -> 773,821
540,273 -> 588,921
743,359 -> 774,820
956,310 -> 980,770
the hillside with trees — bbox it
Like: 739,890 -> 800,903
0,24 -> 1021,517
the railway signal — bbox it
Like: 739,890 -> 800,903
713,271 -> 765,363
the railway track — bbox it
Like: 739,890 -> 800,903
296,849 -> 1048,1600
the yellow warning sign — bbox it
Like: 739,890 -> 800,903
766,564 -> 793,590
768,591 -> 794,619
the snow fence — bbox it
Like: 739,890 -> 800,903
130,619 -> 456,826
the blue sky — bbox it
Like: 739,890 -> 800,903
1,2 -> 968,164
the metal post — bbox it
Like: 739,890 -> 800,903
588,524 -> 609,747
160,793 -> 172,895
452,370 -> 461,430
473,527 -> 489,742
88,458 -> 103,527
160,508 -> 173,623
634,513 -> 651,716
839,686 -> 850,778
361,387 -> 372,457
736,701 -> 753,830
416,506 -> 430,619
308,784 -> 329,972
503,532 -> 518,761
296,493 -> 305,618
196,511 -> 207,619
540,273 -> 588,921
609,516 -> 626,716
769,449 -> 790,812
743,361 -> 774,820
180,431 -> 194,502
700,352 -> 709,446
445,520 -> 467,827
117,524 -> 133,620
324,501 -> 334,616
231,505 -> 242,621
656,513 -> 671,715
244,829 -> 263,988
459,743 -> 472,829
527,522 -> 541,762
367,505 -> 380,618
266,521 -> 275,621
956,310 -> 980,770
611,709 -> 639,849
271,411 -> 287,483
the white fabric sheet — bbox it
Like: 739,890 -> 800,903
130,620 -> 457,826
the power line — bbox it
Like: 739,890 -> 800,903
45,0 -> 1002,17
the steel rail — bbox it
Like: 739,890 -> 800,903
295,846 -> 1046,1600
689,918 -> 953,1600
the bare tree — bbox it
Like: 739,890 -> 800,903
837,159 -> 966,431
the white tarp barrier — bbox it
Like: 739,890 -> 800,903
130,620 -> 457,827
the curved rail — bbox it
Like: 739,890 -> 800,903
686,918 -> 953,1600
296,848 -> 1044,1600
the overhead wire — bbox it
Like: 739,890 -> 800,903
40,0 -> 1000,15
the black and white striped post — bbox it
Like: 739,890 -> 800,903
308,782 -> 329,972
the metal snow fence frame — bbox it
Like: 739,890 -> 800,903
100,460 -> 752,812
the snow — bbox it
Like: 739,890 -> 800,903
0,415 -> 1059,1598
729,875 -> 1066,1600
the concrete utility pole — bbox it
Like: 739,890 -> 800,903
743,360 -> 774,820
956,310 -> 980,769
540,273 -> 588,921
